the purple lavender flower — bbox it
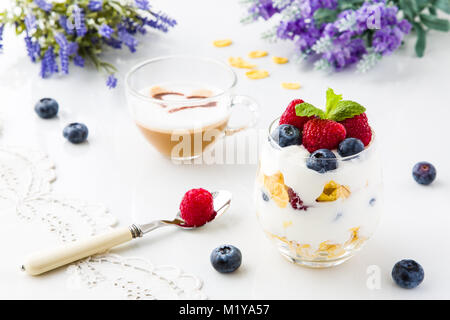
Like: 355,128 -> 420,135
152,12 -> 177,27
103,37 -> 122,49
250,0 -> 279,20
40,47 -> 58,78
72,5 -> 87,37
135,0 -> 150,10
25,14 -> 37,32
372,26 -> 406,55
118,26 -> 138,52
88,0 -> 103,12
0,25 -> 4,51
106,74 -> 118,89
34,0 -> 52,12
67,42 -> 79,56
74,55 -> 85,67
54,33 -> 70,74
99,24 -> 114,39
59,16 -> 74,35
24,35 -> 41,62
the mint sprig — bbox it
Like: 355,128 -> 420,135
295,88 -> 365,121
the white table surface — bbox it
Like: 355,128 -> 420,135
1,0 -> 450,299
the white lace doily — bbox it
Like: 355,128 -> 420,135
0,146 -> 206,300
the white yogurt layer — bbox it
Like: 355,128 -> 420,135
256,136 -> 383,250
131,82 -> 231,132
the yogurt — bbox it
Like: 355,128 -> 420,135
255,119 -> 383,267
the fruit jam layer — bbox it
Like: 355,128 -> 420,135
255,140 -> 382,248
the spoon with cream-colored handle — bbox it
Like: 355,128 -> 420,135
22,190 -> 232,276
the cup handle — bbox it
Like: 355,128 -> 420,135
225,95 -> 259,136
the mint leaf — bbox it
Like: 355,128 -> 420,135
295,102 -> 325,119
327,100 -> 366,121
325,88 -> 343,115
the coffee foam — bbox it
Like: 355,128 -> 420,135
133,82 -> 231,132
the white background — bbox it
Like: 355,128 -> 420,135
1,0 -> 450,299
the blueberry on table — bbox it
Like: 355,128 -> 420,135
306,149 -> 337,173
337,138 -> 364,158
271,124 -> 302,148
63,123 -> 89,144
412,162 -> 436,185
35,98 -> 59,119
392,259 -> 424,289
210,245 -> 242,273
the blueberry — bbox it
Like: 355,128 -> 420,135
392,259 -> 424,289
210,245 -> 242,273
262,191 -> 269,202
337,138 -> 364,158
34,98 -> 59,119
412,162 -> 436,185
306,149 -> 337,173
63,123 -> 89,144
271,124 -> 302,148
369,198 -> 376,206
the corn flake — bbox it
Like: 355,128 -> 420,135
316,180 -> 351,202
228,57 -> 256,69
248,50 -> 268,58
246,69 -> 269,80
272,56 -> 289,64
213,39 -> 232,47
281,82 -> 301,90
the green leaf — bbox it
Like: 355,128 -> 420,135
313,8 -> 338,24
420,14 -> 450,31
327,100 -> 366,122
400,0 -> 417,20
295,102 -> 325,119
435,0 -> 450,14
413,22 -> 426,57
325,88 -> 343,115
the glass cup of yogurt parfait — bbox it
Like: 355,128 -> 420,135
255,99 -> 383,268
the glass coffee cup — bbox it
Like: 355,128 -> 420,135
125,55 -> 259,160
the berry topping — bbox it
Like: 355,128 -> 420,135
287,187 -> 308,211
392,259 -> 424,289
63,123 -> 89,144
35,98 -> 59,119
302,119 -> 346,153
306,149 -> 338,173
337,138 -> 365,158
180,188 -> 215,227
210,245 -> 242,273
271,124 -> 302,148
412,162 -> 436,185
339,113 -> 372,146
279,99 -> 312,130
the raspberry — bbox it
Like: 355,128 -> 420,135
180,188 -> 215,227
302,119 -> 346,153
279,99 -> 313,131
339,113 -> 372,146
287,187 -> 308,211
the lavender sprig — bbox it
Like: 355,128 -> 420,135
0,0 -> 176,88
243,0 -> 449,72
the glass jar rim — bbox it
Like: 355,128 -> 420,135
125,55 -> 238,105
267,117 -> 375,161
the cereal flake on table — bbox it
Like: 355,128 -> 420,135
228,57 -> 256,69
272,56 -> 289,64
248,50 -> 268,58
281,82 -> 301,90
246,70 -> 269,80
213,39 -> 232,47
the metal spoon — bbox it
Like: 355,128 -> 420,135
22,190 -> 232,276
